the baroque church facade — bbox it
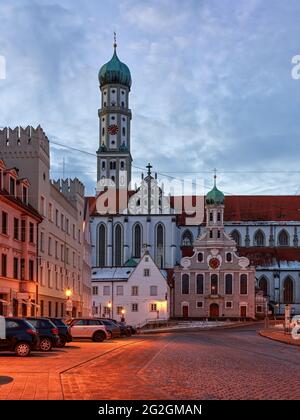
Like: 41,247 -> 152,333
89,41 -> 300,317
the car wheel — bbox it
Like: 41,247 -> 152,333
92,331 -> 105,342
107,331 -> 113,339
39,337 -> 53,352
57,336 -> 66,348
15,342 -> 31,357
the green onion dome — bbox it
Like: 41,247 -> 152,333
206,177 -> 225,205
98,44 -> 131,89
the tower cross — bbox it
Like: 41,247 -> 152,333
146,162 -> 152,177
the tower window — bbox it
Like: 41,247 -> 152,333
112,89 -> 115,94
121,90 -> 125,95
102,118 -> 105,122
121,101 -> 125,107
111,140 -> 115,145
102,127 -> 105,136
102,161 -> 106,170
111,116 -> 115,120
111,101 -> 116,106
122,117 -> 125,122
217,212 -> 221,221
217,230 -> 221,238
122,127 -> 126,136
209,212 -> 213,222
104,102 -> 107,107
209,230 -> 213,238
120,161 -> 125,170
104,91 -> 107,95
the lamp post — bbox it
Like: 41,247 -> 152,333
121,308 -> 125,323
65,288 -> 73,318
107,301 -> 112,318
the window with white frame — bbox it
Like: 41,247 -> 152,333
116,285 -> 124,296
225,301 -> 233,309
150,285 -> 158,296
103,285 -> 110,296
196,301 -> 204,308
150,303 -> 157,312
131,303 -> 138,312
144,268 -> 150,277
131,286 -> 138,296
92,286 -> 98,295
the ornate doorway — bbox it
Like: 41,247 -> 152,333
210,303 -> 219,318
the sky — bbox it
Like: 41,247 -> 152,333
0,0 -> 300,196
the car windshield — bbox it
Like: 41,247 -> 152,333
51,319 -> 66,327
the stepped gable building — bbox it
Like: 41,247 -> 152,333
89,40 -> 300,317
0,159 -> 42,316
0,126 -> 91,317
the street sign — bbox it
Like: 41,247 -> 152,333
0,316 -> 5,340
66,300 -> 73,312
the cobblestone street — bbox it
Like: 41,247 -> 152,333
1,326 -> 300,400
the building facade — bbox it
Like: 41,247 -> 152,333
173,180 -> 256,319
89,41 -> 300,317
91,251 -> 169,327
0,126 -> 91,317
0,159 -> 42,316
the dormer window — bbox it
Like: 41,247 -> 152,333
22,186 -> 28,204
9,177 -> 16,196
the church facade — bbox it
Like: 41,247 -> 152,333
89,40 -> 300,318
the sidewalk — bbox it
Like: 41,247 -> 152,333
259,329 -> 300,347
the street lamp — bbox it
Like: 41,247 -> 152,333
121,308 -> 125,322
107,301 -> 112,318
65,288 -> 73,318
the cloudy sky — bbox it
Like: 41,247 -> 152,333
0,0 -> 300,196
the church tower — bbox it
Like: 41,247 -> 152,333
97,35 -> 132,189
205,175 -> 225,242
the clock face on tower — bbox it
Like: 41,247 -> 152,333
108,124 -> 119,135
209,257 -> 220,270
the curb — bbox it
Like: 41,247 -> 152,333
259,330 -> 300,347
140,321 -> 263,335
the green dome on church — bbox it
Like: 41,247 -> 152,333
206,177 -> 225,205
98,45 -> 132,89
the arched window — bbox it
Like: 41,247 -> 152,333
259,276 -> 268,296
283,277 -> 294,303
211,274 -> 218,295
254,229 -> 265,247
122,127 -> 126,136
182,274 -> 189,294
196,274 -> 204,294
133,224 -> 142,258
230,230 -> 241,246
278,230 -> 289,247
156,223 -> 164,268
240,274 -> 248,295
225,274 -> 233,294
182,230 -> 193,246
97,224 -> 106,267
114,224 -> 123,266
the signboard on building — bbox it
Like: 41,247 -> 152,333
66,299 -> 73,312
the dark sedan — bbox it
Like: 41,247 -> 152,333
48,318 -> 72,347
26,317 -> 59,351
0,318 -> 39,357
97,319 -> 122,339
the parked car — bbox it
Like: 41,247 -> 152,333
0,317 -> 39,357
26,317 -> 59,351
48,318 -> 72,347
97,319 -> 122,339
105,319 -> 132,337
68,318 -> 108,342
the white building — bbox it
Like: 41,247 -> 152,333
91,251 -> 169,327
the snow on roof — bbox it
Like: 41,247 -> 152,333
92,267 -> 134,281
